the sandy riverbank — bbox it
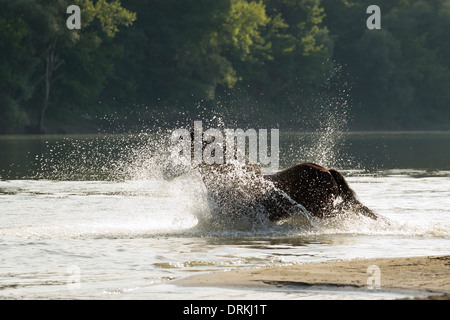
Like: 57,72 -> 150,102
176,255 -> 450,299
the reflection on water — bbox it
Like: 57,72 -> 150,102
280,131 -> 450,172
1,132 -> 450,180
203,236 -> 336,249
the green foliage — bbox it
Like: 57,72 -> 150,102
222,0 -> 271,62
1,0 -> 450,133
0,0 -> 136,133
0,96 -> 29,134
0,9 -> 34,132
322,0 -> 450,129
76,0 -> 136,37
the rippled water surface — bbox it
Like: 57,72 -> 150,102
1,132 -> 449,299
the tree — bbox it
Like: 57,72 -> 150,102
322,0 -> 450,129
232,0 -> 332,127
105,0 -> 272,107
0,0 -> 135,133
0,14 -> 33,133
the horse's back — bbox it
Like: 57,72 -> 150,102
264,163 -> 339,217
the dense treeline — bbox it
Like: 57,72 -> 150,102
1,0 -> 449,134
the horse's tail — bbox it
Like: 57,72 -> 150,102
328,169 -> 356,201
329,169 -> 378,220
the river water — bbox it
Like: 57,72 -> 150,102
0,132 -> 449,299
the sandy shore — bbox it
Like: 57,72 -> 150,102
177,255 -> 450,299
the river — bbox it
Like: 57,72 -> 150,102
0,131 -> 449,299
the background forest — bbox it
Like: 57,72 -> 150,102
1,0 -> 449,134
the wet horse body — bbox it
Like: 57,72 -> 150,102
167,129 -> 378,221
197,161 -> 378,221
263,163 -> 378,220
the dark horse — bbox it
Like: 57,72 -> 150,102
262,162 -> 378,220
165,130 -> 379,222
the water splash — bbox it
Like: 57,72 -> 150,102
30,64 -> 362,235
190,161 -> 318,234
282,65 -> 352,170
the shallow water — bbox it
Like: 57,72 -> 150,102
0,132 -> 449,299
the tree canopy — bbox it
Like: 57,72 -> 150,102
1,0 -> 449,133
